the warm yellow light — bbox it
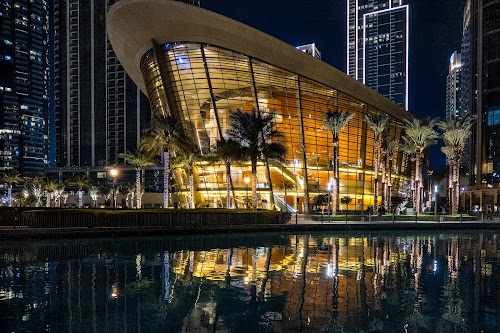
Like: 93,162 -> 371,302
244,176 -> 250,184
110,168 -> 119,177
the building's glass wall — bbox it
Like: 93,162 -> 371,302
141,42 -> 409,211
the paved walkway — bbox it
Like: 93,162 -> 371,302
290,214 -> 493,225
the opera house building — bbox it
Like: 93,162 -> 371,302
107,0 -> 412,212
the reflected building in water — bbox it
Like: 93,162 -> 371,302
1,232 -> 500,332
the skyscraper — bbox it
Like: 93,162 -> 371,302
461,0 -> 500,188
296,43 -> 321,60
446,51 -> 462,119
49,0 -> 150,169
0,0 -> 49,175
347,0 -> 409,109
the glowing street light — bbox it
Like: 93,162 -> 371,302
110,168 -> 119,209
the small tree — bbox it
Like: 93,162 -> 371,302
120,149 -> 155,209
99,185 -> 112,207
1,169 -> 21,207
52,184 -> 65,208
214,138 -> 245,209
171,143 -> 202,209
88,186 -> 100,208
67,174 -> 93,208
341,196 -> 353,211
122,183 -> 136,209
44,179 -> 58,208
25,175 -> 45,207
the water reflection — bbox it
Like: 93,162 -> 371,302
0,232 -> 499,332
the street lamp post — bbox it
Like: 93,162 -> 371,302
434,185 -> 439,222
244,176 -> 250,210
110,168 -> 119,209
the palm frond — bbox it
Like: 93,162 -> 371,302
365,114 -> 388,138
323,109 -> 354,139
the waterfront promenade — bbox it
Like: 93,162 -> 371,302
0,211 -> 497,240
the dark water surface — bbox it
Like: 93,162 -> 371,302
1,231 -> 499,332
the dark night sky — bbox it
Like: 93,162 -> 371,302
203,0 -> 466,169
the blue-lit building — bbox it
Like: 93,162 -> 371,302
0,0 -> 49,175
347,0 -> 409,110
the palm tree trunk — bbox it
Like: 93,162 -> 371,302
189,167 -> 195,209
225,162 -> 231,209
374,140 -> 380,213
452,160 -> 459,215
78,189 -> 83,208
163,150 -> 170,208
46,193 -> 51,208
448,162 -> 453,209
388,157 -> 393,212
381,156 -> 387,211
264,157 -> 275,210
136,169 -> 141,209
8,184 -> 12,207
332,140 -> 339,214
251,158 -> 258,209
415,152 -> 422,214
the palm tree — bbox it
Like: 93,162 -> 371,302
226,110 -> 286,210
44,179 -> 58,208
88,186 -> 100,208
400,139 -> 417,206
122,183 -> 136,209
403,118 -> 439,214
214,138 -> 245,209
365,114 -> 388,213
140,113 -> 190,208
439,116 -> 473,215
1,169 -> 21,207
53,184 -> 65,208
171,143 -> 201,209
121,149 -> 155,209
67,174 -> 93,208
323,109 -> 354,214
99,185 -> 113,207
25,175 -> 45,207
386,138 -> 399,212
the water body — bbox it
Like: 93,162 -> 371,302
0,231 -> 499,333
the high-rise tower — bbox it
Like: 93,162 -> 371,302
446,51 -> 462,119
461,0 -> 500,187
0,0 -> 49,175
296,43 -> 321,60
49,0 -> 151,168
347,0 -> 409,109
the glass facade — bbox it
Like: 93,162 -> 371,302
462,0 -> 500,186
0,0 -> 49,175
140,42 -> 409,211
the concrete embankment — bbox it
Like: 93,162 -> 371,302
0,208 -> 498,240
